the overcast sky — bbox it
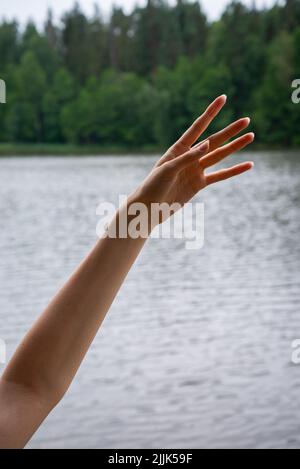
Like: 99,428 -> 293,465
1,0 -> 276,25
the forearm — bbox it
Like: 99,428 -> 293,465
2,200 -> 148,404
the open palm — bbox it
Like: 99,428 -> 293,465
134,95 -> 254,213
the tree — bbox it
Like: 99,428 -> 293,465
5,51 -> 47,142
254,32 -> 296,146
0,0 -> 299,148
0,21 -> 19,72
43,68 -> 76,143
174,0 -> 208,58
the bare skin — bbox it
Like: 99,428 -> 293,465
0,95 -> 254,448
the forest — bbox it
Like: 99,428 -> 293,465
0,0 -> 300,151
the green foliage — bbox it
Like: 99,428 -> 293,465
0,0 -> 299,148
254,31 -> 299,146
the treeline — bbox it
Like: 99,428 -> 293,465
0,0 -> 300,149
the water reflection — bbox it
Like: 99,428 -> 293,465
0,152 -> 299,449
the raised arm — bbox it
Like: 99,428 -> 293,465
0,95 -> 254,448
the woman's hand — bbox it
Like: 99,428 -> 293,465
131,95 -> 254,222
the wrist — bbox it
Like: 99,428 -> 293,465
106,193 -> 153,240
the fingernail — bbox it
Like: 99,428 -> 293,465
244,117 -> 251,124
199,141 -> 209,153
220,94 -> 227,102
249,132 -> 255,140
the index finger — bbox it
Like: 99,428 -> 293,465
177,95 -> 227,148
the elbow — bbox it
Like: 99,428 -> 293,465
0,375 -> 68,413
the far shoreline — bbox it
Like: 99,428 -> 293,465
0,143 -> 297,157
0,143 -> 161,157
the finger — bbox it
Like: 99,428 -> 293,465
194,117 -> 251,153
206,162 -> 254,186
176,95 -> 227,148
200,133 -> 255,169
170,141 -> 210,171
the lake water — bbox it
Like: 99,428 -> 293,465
0,152 -> 300,449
